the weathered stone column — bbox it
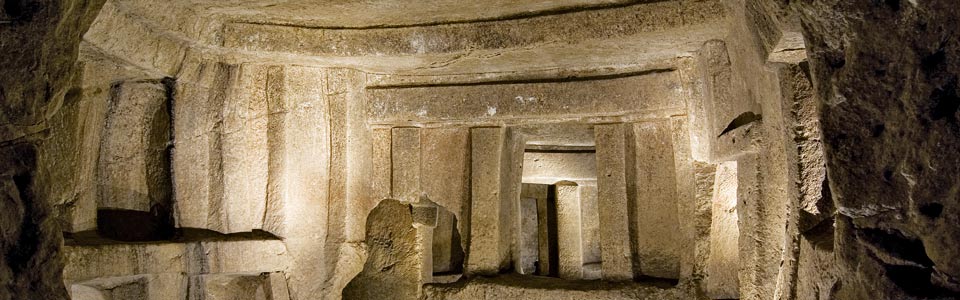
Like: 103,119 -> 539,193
467,127 -> 504,275
173,61 -> 231,232
631,120 -> 681,279
669,115 -> 698,279
432,208 -> 458,274
594,123 -> 634,280
736,153 -> 762,298
221,64 -> 270,233
370,127 -> 392,201
413,204 -> 439,286
98,80 -> 173,241
518,196 -> 540,275
579,182 -> 602,280
707,161 -> 740,299
556,182 -> 584,279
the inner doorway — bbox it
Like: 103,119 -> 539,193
519,183 -> 560,277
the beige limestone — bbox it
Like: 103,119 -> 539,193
194,272 -> 290,300
556,183 -> 584,280
366,72 -> 682,126
172,61 -> 233,231
5,0 -> 958,299
594,123 -> 634,281
70,273 -> 186,300
467,127 -> 505,275
521,152 -> 597,185
420,127 -> 471,229
669,115 -> 699,280
431,207 -> 462,275
706,161 -> 740,298
630,120 -> 682,279
370,127 -> 392,201
63,240 -> 289,282
578,183 -> 602,280
392,127 -> 422,203
342,199 -> 421,300
518,195 -> 541,275
220,64 -> 269,233
97,80 -> 171,212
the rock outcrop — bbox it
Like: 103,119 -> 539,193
1,1 -> 105,299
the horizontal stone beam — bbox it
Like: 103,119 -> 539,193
367,71 -> 682,125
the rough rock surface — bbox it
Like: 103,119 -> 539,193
1,0 -> 105,299
796,0 -> 960,298
342,199 -> 420,300
423,274 -> 695,300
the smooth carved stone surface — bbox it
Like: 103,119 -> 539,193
69,274 -> 173,300
220,64 -> 270,233
63,239 -> 290,282
521,152 -> 597,185
392,127 -> 422,203
5,0 -> 960,299
579,184 -> 602,272
420,127 -> 471,225
194,272 -> 290,300
594,124 -> 633,281
706,161 -> 740,299
555,183 -> 584,280
467,127 -> 505,275
366,71 -> 681,125
172,61 -> 233,231
630,120 -> 681,279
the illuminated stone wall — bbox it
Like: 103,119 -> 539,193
1,0 -> 958,299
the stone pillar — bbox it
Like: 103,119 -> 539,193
669,115 -> 698,279
594,123 -> 634,281
392,127 -> 421,203
579,182 -> 602,280
432,209 -> 456,274
416,226 -> 434,286
556,183 -> 584,279
524,183 -> 553,276
412,204 -> 438,286
707,161 -> 740,299
466,127 -> 504,275
736,153 -> 762,298
518,196 -> 540,275
371,128 -> 392,201
173,62 -> 232,231
98,80 -> 173,241
631,120 -> 681,279
221,64 -> 269,233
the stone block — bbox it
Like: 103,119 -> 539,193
593,123 -> 634,281
556,183 -> 584,280
706,161 -> 740,299
412,205 -> 439,227
631,120 -> 681,279
466,127 -> 504,275
392,127 -> 422,203
191,272 -> 290,300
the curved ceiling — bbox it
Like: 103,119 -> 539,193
118,0 -> 658,28
86,0 -> 726,76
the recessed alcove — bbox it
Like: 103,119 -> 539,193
518,141 -> 601,280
